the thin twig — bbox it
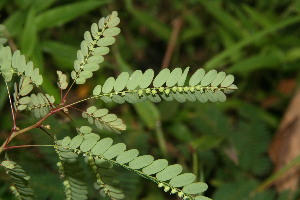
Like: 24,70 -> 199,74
39,126 -> 55,141
161,18 -> 183,69
4,144 -> 56,151
4,82 -> 16,129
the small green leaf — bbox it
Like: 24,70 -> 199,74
93,85 -> 102,95
211,72 -> 226,87
93,47 -> 109,55
93,109 -> 108,118
80,136 -> 99,152
76,77 -> 86,84
69,135 -> 84,149
126,70 -> 142,90
91,138 -> 113,155
79,126 -> 92,134
195,196 -> 212,200
216,90 -> 226,102
103,143 -> 126,160
156,164 -> 182,181
107,16 -> 120,27
169,173 -> 196,187
102,77 -> 115,93
221,74 -> 234,87
19,96 -> 31,104
129,155 -> 154,169
97,37 -> 116,46
2,161 -> 16,169
153,68 -> 170,87
182,182 -> 208,194
166,68 -> 182,87
140,69 -> 154,88
103,27 -> 121,37
201,70 -> 217,86
189,68 -> 205,86
101,114 -> 117,122
114,72 -> 129,92
142,159 -> 168,175
178,67 -> 190,86
87,106 -> 97,114
61,136 -> 71,146
116,149 -> 139,164
19,84 -> 33,96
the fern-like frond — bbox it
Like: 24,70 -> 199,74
1,160 -> 35,200
57,70 -> 69,90
20,93 -> 55,118
87,156 -> 125,200
0,45 -> 43,85
91,67 -> 237,105
58,134 -> 211,200
82,106 -> 126,134
55,140 -> 88,200
71,11 -> 120,85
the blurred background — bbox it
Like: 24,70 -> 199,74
1,0 -> 300,199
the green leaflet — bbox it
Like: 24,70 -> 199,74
142,159 -> 168,175
59,133 -> 211,200
129,155 -> 154,169
166,68 -> 182,87
169,173 -> 196,188
114,72 -> 129,92
126,70 -> 142,90
153,68 -> 170,87
103,143 -> 126,159
189,68 -> 205,86
102,77 -> 115,93
182,182 -> 208,194
91,138 -> 113,155
156,164 -> 183,181
116,149 -> 139,164
140,69 -> 154,88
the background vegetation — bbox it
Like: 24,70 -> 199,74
1,0 -> 300,199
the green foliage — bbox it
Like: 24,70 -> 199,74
71,11 -> 120,85
55,141 -> 88,200
57,128 -> 211,200
1,160 -> 35,200
92,67 -> 237,104
82,106 -> 126,134
0,8 -> 241,200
